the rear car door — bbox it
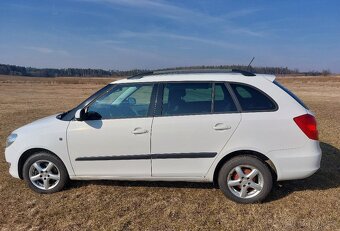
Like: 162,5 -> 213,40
151,82 -> 241,177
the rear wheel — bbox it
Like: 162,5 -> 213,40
23,152 -> 68,193
218,156 -> 272,203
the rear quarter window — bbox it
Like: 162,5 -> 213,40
273,80 -> 309,109
230,83 -> 277,112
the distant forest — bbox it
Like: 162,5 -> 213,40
0,63 -> 331,77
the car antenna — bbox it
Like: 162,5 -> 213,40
247,57 -> 255,71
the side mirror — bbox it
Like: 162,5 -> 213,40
75,109 -> 85,121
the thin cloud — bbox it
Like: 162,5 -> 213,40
95,40 -> 163,58
118,31 -> 242,49
223,8 -> 262,19
80,0 -> 265,38
24,46 -> 69,55
227,27 -> 265,37
79,0 -> 259,24
98,40 -> 126,45
80,0 -> 218,22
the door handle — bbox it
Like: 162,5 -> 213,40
132,127 -> 149,134
213,123 -> 231,131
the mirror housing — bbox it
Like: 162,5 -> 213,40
75,108 -> 102,121
75,108 -> 85,121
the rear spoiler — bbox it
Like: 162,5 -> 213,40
261,74 -> 276,82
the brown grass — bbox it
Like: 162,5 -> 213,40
0,75 -> 339,230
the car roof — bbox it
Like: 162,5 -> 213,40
111,71 -> 276,84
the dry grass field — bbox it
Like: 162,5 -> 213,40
0,75 -> 339,230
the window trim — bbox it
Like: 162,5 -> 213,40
229,82 -> 279,113
82,83 -> 157,121
154,83 -> 163,117
224,82 -> 243,112
211,82 -> 215,113
213,82 -> 240,114
154,81 -> 241,118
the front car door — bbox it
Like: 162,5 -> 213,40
67,83 -> 156,177
151,82 -> 241,177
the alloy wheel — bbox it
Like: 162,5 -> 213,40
227,165 -> 264,199
28,160 -> 61,190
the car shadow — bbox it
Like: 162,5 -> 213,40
69,142 -> 340,202
85,120 -> 103,129
69,177 -> 214,190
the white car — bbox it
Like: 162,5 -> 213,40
5,69 -> 321,203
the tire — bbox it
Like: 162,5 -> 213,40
218,155 -> 273,204
23,152 -> 69,194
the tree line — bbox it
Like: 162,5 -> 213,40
0,63 -> 331,77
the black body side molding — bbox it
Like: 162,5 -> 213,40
75,152 -> 217,161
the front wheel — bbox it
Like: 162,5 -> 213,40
218,156 -> 273,203
23,152 -> 68,193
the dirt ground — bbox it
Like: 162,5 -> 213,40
0,75 -> 339,230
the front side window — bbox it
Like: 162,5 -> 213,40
162,82 -> 212,116
230,83 -> 277,112
86,84 -> 153,119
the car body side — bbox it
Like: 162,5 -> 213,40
5,73 -> 321,182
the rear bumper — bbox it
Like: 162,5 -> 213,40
269,141 -> 322,181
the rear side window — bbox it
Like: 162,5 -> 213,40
214,83 -> 237,113
230,83 -> 277,112
161,82 -> 239,116
162,82 -> 212,116
273,80 -> 309,109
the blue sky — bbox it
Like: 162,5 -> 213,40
0,0 -> 339,72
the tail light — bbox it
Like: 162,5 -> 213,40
293,114 -> 318,140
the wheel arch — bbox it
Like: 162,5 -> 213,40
18,148 -> 67,179
212,150 -> 277,187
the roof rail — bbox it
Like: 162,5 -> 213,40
127,68 -> 256,79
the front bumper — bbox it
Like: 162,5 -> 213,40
5,145 -> 21,179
